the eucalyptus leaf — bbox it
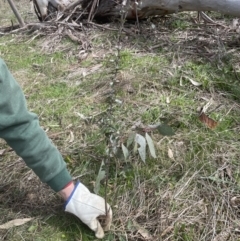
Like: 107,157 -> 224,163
135,134 -> 146,163
157,123 -> 175,136
0,218 -> 33,229
93,160 -> 106,194
28,225 -> 37,232
133,140 -> 138,154
121,143 -> 129,160
186,76 -> 202,86
145,133 -> 157,158
127,132 -> 136,147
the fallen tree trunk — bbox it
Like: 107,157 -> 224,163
82,0 -> 240,19
137,0 -> 240,18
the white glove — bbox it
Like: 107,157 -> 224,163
65,181 -> 112,239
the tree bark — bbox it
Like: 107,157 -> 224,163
137,0 -> 240,18
82,0 -> 240,19
7,0 -> 25,27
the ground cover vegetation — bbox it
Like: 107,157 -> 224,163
1,1 -> 240,240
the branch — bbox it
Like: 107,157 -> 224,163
64,0 -> 83,12
7,0 -> 25,27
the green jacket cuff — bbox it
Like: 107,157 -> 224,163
47,168 -> 72,192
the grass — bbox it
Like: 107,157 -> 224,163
1,2 -> 240,241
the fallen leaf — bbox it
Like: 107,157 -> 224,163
67,64 -> 102,79
212,230 -> 230,241
232,19 -> 240,30
201,98 -> 213,113
230,196 -> 240,207
168,148 -> 174,159
0,149 -> 6,156
68,131 -> 74,143
125,84 -> 135,93
0,218 -> 33,229
184,76 -> 202,86
225,166 -> 233,180
132,221 -> 153,240
199,112 -> 218,129
115,98 -> 123,104
75,112 -> 87,119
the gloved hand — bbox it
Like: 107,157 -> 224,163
65,181 -> 112,239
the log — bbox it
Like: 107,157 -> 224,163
81,0 -> 240,19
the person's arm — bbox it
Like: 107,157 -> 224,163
0,58 -> 112,238
0,58 -> 72,192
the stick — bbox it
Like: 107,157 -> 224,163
6,0 -> 25,27
64,0 -> 82,12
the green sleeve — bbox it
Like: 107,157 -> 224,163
0,58 -> 72,192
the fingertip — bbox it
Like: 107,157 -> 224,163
95,222 -> 105,239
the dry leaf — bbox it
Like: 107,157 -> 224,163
199,112 -> 218,129
212,230 -> 230,241
0,218 -> 33,229
75,112 -> 89,120
180,76 -> 202,86
225,166 -> 233,180
67,64 -> 102,79
201,99 -> 213,113
188,78 -> 202,86
0,149 -> 6,155
168,148 -> 174,159
132,221 -> 152,240
68,131 -> 74,143
230,196 -> 240,207
232,19 -> 240,30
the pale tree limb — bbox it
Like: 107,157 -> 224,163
7,0 -> 25,27
137,0 -> 240,18
82,0 -> 240,19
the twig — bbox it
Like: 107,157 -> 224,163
65,29 -> 81,43
198,11 -> 227,28
88,0 -> 99,22
64,0 -> 82,12
86,21 -> 119,31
